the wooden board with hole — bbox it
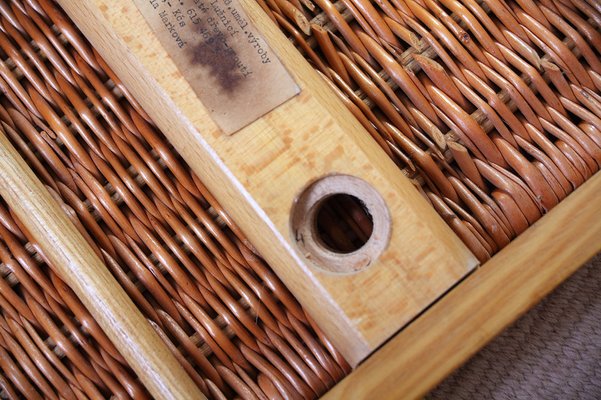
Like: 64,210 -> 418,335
56,0 -> 477,367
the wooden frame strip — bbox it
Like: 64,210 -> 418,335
324,171 -> 601,399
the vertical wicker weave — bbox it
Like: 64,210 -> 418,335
257,0 -> 601,262
0,0 -> 599,398
0,0 -> 349,398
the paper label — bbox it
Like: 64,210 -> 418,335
136,0 -> 299,134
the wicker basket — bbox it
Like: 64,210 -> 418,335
0,0 -> 599,398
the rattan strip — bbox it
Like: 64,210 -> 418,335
258,0 -> 601,261
0,0 -> 349,399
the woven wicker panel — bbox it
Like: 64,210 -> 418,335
0,198 -> 148,399
256,0 -> 601,261
0,0 -> 349,398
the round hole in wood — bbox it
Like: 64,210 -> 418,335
290,175 -> 391,274
314,194 -> 374,253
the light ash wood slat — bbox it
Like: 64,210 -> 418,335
0,126 -> 204,400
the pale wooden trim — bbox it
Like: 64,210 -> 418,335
324,171 -> 601,399
0,127 -> 204,399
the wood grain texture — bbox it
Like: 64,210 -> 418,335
60,0 -> 477,364
324,171 -> 601,399
0,126 -> 204,399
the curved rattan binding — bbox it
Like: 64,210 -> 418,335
259,0 -> 601,262
0,0 -> 349,398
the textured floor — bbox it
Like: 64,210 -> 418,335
428,253 -> 601,400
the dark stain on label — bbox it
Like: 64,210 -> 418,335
189,21 -> 243,93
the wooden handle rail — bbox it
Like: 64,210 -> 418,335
0,127 -> 204,399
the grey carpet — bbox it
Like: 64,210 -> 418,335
427,253 -> 601,400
